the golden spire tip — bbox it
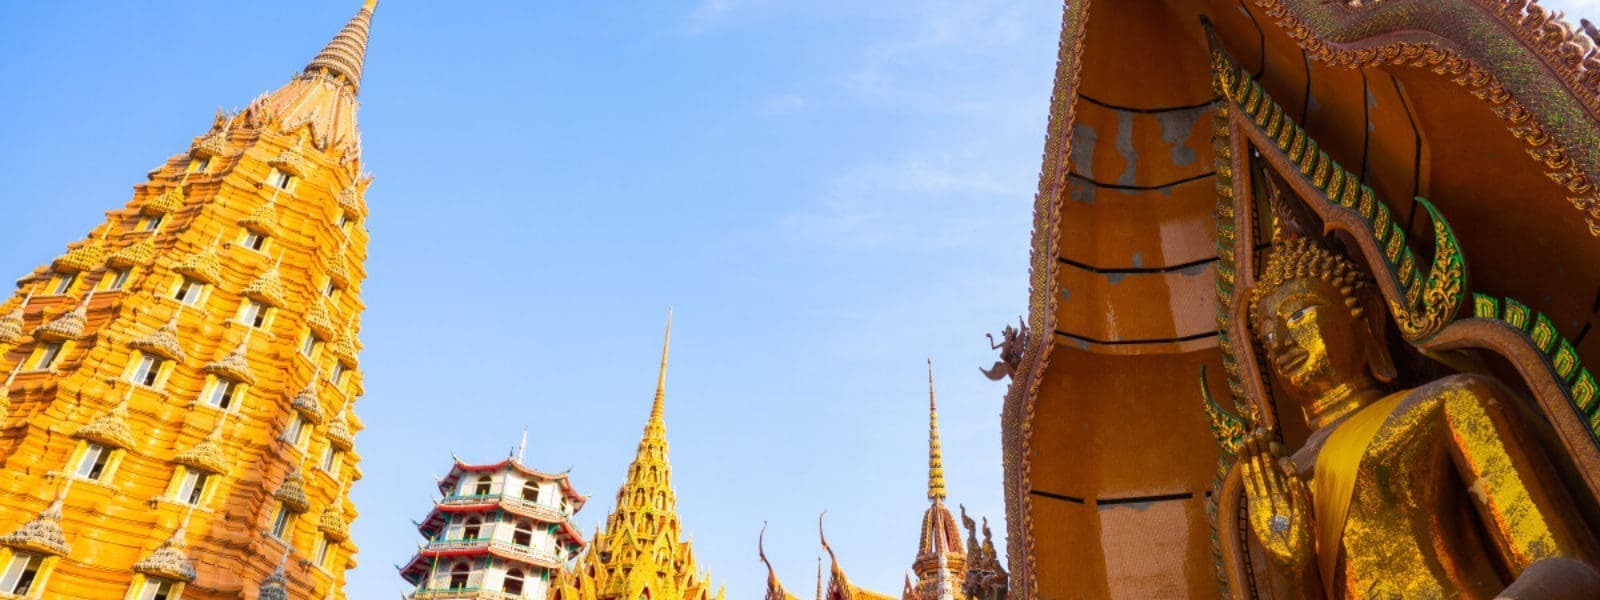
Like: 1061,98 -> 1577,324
927,358 -> 946,502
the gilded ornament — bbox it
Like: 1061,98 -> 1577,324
74,392 -> 135,450
274,466 -> 311,513
318,502 -> 350,542
132,526 -> 197,582
129,316 -> 185,362
34,292 -> 92,342
204,336 -> 256,385
0,495 -> 70,557
51,240 -> 104,273
240,197 -> 282,237
243,262 -> 289,308
173,423 -> 229,475
141,186 -> 186,216
106,236 -> 157,268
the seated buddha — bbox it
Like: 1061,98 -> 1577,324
1240,232 -> 1600,599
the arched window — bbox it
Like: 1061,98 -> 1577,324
449,562 -> 470,590
522,482 -> 539,503
504,568 -> 525,595
473,475 -> 492,496
463,517 -> 482,541
513,520 -> 533,546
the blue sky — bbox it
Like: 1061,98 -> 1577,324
0,1 -> 1059,596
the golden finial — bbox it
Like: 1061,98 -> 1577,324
650,307 -> 672,426
304,0 -> 380,93
927,358 -> 946,502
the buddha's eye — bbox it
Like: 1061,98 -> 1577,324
1287,306 -> 1315,325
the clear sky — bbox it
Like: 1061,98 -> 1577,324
0,1 -> 1061,596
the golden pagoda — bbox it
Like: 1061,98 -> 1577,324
0,2 -> 379,598
553,313 -> 725,600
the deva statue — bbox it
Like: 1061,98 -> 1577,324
1235,218 -> 1600,598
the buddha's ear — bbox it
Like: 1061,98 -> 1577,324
1362,291 -> 1398,383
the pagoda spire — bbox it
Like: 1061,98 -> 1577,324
648,307 -> 672,431
304,0 -> 380,93
927,358 -> 946,502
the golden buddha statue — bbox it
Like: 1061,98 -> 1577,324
1239,231 -> 1600,599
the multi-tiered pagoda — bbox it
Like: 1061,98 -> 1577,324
399,451 -> 589,598
552,313 -> 726,600
0,2 -> 380,598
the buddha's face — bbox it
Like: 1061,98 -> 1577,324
1252,276 -> 1372,405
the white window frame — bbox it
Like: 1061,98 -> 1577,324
270,503 -> 293,539
238,300 -> 269,329
137,576 -> 176,600
104,268 -> 131,291
320,445 -> 341,475
0,552 -> 42,595
173,278 -> 206,306
284,415 -> 309,449
268,169 -> 294,191
49,273 -> 77,295
203,378 -> 240,410
240,230 -> 267,252
34,342 -> 64,370
76,443 -> 111,481
139,215 -> 164,232
129,354 -> 166,388
174,469 -> 209,506
301,333 -> 322,358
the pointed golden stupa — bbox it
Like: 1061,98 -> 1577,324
554,311 -> 726,600
0,2 -> 379,598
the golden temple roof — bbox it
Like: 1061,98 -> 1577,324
34,290 -> 93,341
129,315 -> 185,362
243,259 -> 289,308
274,465 -> 311,513
74,389 -> 136,449
0,484 -> 71,557
819,514 -> 895,600
173,419 -> 229,475
0,292 -> 31,345
132,524 -> 197,582
304,0 -> 378,93
205,333 -> 256,384
761,524 -> 801,600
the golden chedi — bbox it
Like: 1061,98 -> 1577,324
1237,216 -> 1600,598
553,313 -> 726,600
0,2 -> 380,598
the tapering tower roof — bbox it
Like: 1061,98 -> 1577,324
563,309 -> 724,600
913,361 -> 965,598
305,0 -> 379,93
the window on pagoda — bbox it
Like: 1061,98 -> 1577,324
522,482 -> 539,503
76,442 -> 115,481
473,475 -> 492,496
173,277 -> 206,306
504,569 -> 525,595
239,229 -> 268,253
513,520 -> 534,547
138,215 -> 164,232
314,534 -> 332,567
48,273 -> 77,295
270,503 -> 294,539
32,341 -> 65,370
268,169 -> 294,191
320,445 -> 342,475
104,268 -> 132,291
202,377 -> 242,410
187,156 -> 210,174
128,353 -> 169,388
322,279 -> 342,301
136,576 -> 177,600
238,299 -> 270,329
0,552 -> 43,595
330,362 -> 348,386
301,332 -> 323,358
283,415 -> 310,449
463,517 -> 482,541
448,563 -> 470,590
173,468 -> 210,505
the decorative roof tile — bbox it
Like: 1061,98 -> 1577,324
51,240 -> 104,273
204,334 -> 255,384
107,236 -> 157,268
318,502 -> 350,542
305,300 -> 337,340
132,526 -> 197,582
74,391 -> 135,449
325,245 -> 351,288
0,494 -> 70,556
259,558 -> 289,600
0,292 -> 32,345
129,316 -> 185,362
142,186 -> 187,216
243,262 -> 288,308
274,466 -> 311,513
336,183 -> 366,217
329,329 -> 358,367
291,373 -> 323,425
34,291 -> 93,342
193,129 -> 229,158
326,408 -> 354,451
240,197 -> 281,237
173,238 -> 223,285
173,422 -> 228,475
270,136 -> 310,178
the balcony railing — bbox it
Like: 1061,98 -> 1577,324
425,537 -> 563,567
436,493 -> 584,537
408,588 -> 526,600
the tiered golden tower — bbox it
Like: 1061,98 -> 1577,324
554,313 -> 725,600
0,2 -> 379,598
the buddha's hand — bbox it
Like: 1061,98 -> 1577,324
1241,427 -> 1313,572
